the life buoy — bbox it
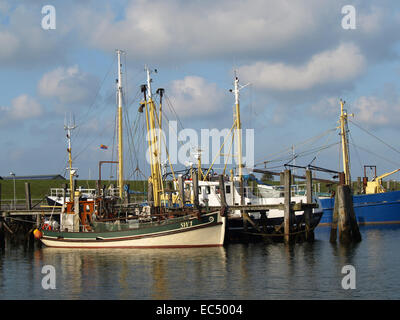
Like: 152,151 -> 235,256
41,223 -> 52,231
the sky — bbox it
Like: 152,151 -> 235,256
1,0 -> 400,183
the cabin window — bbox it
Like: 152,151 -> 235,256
205,186 -> 211,194
226,185 -> 231,194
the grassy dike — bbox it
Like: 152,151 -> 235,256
0,179 -> 148,203
1,177 -> 397,204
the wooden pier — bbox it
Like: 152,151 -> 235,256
0,170 -> 361,248
0,182 -> 61,249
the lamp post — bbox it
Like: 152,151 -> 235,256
10,172 -> 16,210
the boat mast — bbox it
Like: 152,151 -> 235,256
144,66 -> 162,207
339,99 -> 352,185
233,75 -> 243,180
64,114 -> 76,201
116,49 -> 124,199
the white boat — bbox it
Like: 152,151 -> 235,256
38,52 -> 226,248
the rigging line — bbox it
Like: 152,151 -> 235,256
348,142 -> 400,168
254,127 -> 337,165
259,142 -> 340,166
75,55 -> 117,128
348,131 -> 363,174
164,94 -> 186,132
350,119 -> 400,155
307,126 -> 337,166
72,91 -> 116,161
159,105 -> 188,150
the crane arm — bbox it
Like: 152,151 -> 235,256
374,168 -> 400,181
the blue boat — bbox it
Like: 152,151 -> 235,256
318,99 -> 400,226
319,191 -> 400,225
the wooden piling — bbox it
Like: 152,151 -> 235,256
331,185 -> 362,244
305,170 -> 314,241
218,175 -> 227,207
284,169 -> 292,244
193,173 -> 200,209
25,182 -> 32,210
329,191 -> 339,243
357,177 -> 362,194
337,185 -> 351,243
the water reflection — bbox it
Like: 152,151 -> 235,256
35,247 -> 227,299
1,225 -> 399,299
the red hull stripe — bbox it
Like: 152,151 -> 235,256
40,244 -> 223,249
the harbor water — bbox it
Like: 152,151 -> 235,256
1,225 -> 400,300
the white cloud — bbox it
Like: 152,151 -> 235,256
75,0 -> 329,61
166,76 -> 228,119
0,94 -> 43,122
352,96 -> 398,127
38,65 -> 99,105
238,43 -> 366,91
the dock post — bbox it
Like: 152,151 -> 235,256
305,170 -> 314,241
332,184 -> 362,244
193,173 -> 200,210
329,191 -> 339,243
337,185 -> 351,243
25,182 -> 32,210
284,169 -> 292,244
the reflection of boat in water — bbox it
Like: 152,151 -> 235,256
319,100 -> 400,225
39,51 -> 225,248
38,246 -> 227,299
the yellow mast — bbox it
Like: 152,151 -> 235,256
339,99 -> 353,185
144,66 -> 162,207
116,50 -> 124,199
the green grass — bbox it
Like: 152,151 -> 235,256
0,179 -> 148,202
1,177 -> 397,203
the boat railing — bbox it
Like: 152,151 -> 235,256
91,214 -> 194,232
251,182 -> 321,199
48,187 -> 120,198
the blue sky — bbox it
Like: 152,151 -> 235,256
1,0 -> 400,183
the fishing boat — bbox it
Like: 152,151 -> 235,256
162,74 -> 323,235
37,50 -> 225,248
319,100 -> 400,225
